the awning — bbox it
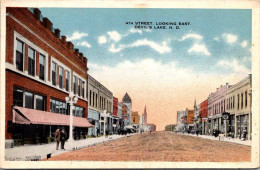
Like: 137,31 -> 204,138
12,106 -> 94,128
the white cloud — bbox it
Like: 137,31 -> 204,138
109,44 -> 124,53
180,33 -> 203,41
222,33 -> 238,44
130,39 -> 171,54
241,40 -> 248,48
214,37 -> 220,41
98,36 -> 107,44
108,39 -> 171,54
77,41 -> 91,48
107,31 -> 122,42
129,28 -> 142,34
67,31 -> 88,41
217,59 -> 250,74
188,43 -> 211,56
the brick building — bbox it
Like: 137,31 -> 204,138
5,8 -> 93,147
200,99 -> 209,135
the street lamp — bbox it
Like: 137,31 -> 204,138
65,93 -> 78,143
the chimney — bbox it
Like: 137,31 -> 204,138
33,8 -> 41,20
67,41 -> 74,49
61,36 -> 67,44
54,29 -> 60,38
74,48 -> 79,54
43,17 -> 53,31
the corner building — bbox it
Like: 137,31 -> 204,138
5,8 -> 92,147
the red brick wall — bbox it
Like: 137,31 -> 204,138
5,70 -> 88,139
113,97 -> 118,117
200,99 -> 208,121
5,8 -> 89,140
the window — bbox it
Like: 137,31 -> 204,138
82,81 -> 85,98
89,90 -> 92,106
13,88 -> 23,107
39,54 -> 45,80
66,71 -> 70,91
59,66 -> 64,88
92,91 -> 95,107
73,76 -> 77,95
73,106 -> 84,117
52,62 -> 57,85
241,93 -> 243,109
25,92 -> 34,109
245,91 -> 248,108
35,95 -> 45,111
237,94 -> 240,110
16,39 -> 24,71
78,79 -> 81,96
28,47 -> 35,76
96,93 -> 98,108
50,99 -> 68,114
233,96 -> 235,109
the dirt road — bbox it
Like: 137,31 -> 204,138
45,131 -> 251,162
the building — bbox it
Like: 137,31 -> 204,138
117,101 -> 124,131
131,111 -> 140,125
193,100 -> 201,133
176,110 -> 187,132
122,92 -> 132,125
143,105 -> 148,125
113,97 -> 119,133
121,102 -> 129,128
6,8 -> 93,147
208,83 -> 230,135
186,109 -> 194,131
200,99 -> 209,135
87,74 -> 113,136
226,74 -> 252,140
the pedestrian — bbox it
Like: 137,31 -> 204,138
55,128 -> 60,150
60,127 -> 67,150
105,129 -> 109,138
196,129 -> 199,137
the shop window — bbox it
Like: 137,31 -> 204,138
25,92 -> 34,109
50,99 -> 67,114
39,54 -> 45,80
16,39 -> 24,71
73,106 -> 84,117
66,71 -> 70,91
52,62 -> 57,85
35,95 -> 45,111
13,88 -> 23,107
28,47 -> 36,76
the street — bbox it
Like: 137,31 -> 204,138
45,131 -> 251,162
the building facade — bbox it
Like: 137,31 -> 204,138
208,84 -> 230,135
87,74 -> 113,136
186,109 -> 194,131
176,110 -> 187,132
122,92 -> 132,125
200,99 -> 209,135
113,97 -> 119,133
226,74 -> 252,140
131,111 -> 140,125
6,8 -> 93,147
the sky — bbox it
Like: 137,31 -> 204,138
39,8 -> 252,131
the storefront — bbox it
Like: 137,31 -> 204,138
236,114 -> 249,139
12,106 -> 93,146
87,109 -> 100,136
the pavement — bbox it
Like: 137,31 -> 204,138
174,132 -> 251,146
5,133 -> 136,161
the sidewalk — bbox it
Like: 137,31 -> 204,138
174,132 -> 251,146
5,133 -> 136,161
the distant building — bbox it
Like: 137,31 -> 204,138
200,99 -> 209,135
186,109 -> 194,130
143,105 -> 148,125
122,92 -> 132,125
131,111 -> 140,125
176,110 -> 187,132
112,97 -> 119,133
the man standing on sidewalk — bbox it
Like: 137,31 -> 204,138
60,127 -> 67,150
55,128 -> 61,150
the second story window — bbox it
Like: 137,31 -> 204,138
237,94 -> 240,110
78,79 -> 81,96
59,66 -> 64,89
245,91 -> 248,108
28,47 -> 36,76
89,90 -> 92,106
73,76 -> 77,95
241,93 -> 243,109
66,71 -> 70,91
39,54 -> 45,80
16,39 -> 24,71
25,91 -> 34,109
52,62 -> 57,85
82,81 -> 85,98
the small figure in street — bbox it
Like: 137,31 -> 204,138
105,129 -> 109,138
196,129 -> 199,137
60,127 -> 67,150
55,128 -> 60,150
